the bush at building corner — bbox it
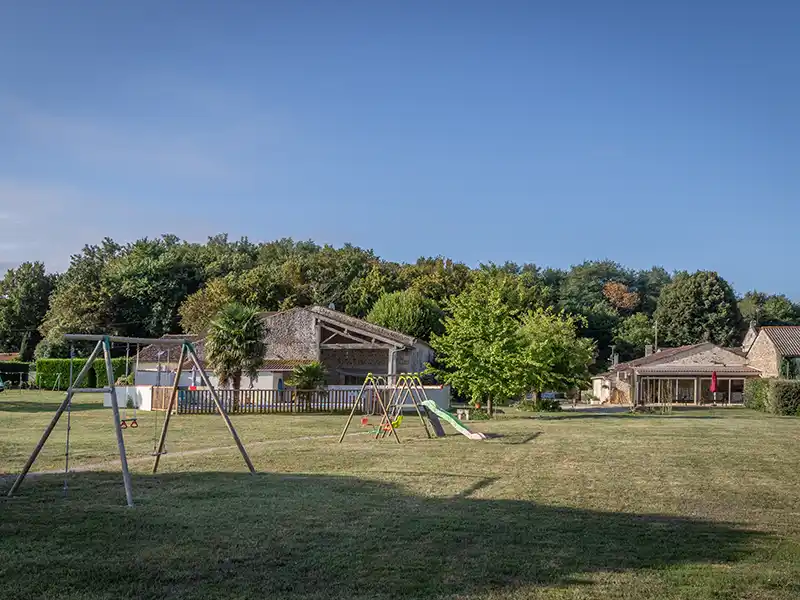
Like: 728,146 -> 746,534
744,378 -> 800,416
768,380 -> 800,416
744,379 -> 769,412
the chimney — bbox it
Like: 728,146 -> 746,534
612,353 -> 619,367
644,344 -> 654,357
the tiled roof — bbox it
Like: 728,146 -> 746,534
135,335 -> 202,365
761,326 -> 800,357
636,365 -> 761,376
611,345 -> 703,372
0,353 -> 19,362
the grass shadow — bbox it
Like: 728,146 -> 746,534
0,470 -> 768,599
0,400 -> 105,413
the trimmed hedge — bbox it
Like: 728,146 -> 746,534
744,378 -> 800,416
744,378 -> 769,412
94,358 -> 130,387
0,361 -> 32,384
35,359 -> 97,390
769,380 -> 800,416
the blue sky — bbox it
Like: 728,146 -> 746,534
1,1 -> 798,298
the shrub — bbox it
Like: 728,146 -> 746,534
35,359 -> 97,390
94,358 -> 129,388
768,380 -> 800,416
744,379 -> 769,411
0,361 -> 32,384
464,408 -> 491,420
745,378 -> 800,416
517,397 -> 562,412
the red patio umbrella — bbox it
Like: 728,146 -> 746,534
710,371 -> 718,394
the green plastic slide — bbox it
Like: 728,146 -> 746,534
421,399 -> 486,440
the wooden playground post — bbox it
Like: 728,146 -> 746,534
102,336 -> 135,508
151,342 -> 187,474
187,345 -> 256,474
6,339 -> 104,499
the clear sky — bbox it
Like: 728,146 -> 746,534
1,1 -> 798,298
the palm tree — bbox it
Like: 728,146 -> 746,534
286,361 -> 327,411
204,303 -> 266,411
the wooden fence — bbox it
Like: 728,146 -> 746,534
156,387 -> 383,415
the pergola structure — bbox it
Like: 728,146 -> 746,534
6,334 -> 255,508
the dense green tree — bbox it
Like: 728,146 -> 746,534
635,267 -> 672,315
204,303 -> 266,410
558,260 -> 634,315
655,271 -> 743,346
200,234 -> 258,279
400,256 -> 473,307
103,235 -> 205,338
613,313 -> 654,361
0,262 -> 57,360
519,308 -> 596,397
366,289 -> 444,340
343,262 -> 404,317
38,239 -> 123,356
739,291 -> 800,326
179,278 -> 239,334
429,271 -> 530,415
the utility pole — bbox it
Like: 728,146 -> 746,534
654,318 -> 658,351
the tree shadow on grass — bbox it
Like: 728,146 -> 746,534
0,400 -> 105,413
0,471 -> 768,600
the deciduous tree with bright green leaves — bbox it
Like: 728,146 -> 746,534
519,308 -> 596,398
0,262 -> 57,360
429,271 -> 530,415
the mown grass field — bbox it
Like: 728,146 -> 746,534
2,391 -> 800,599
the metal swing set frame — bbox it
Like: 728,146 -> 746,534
6,334 -> 255,508
337,372 -> 443,443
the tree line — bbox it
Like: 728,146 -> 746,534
1,234 -> 798,370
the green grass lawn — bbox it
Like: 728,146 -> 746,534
2,391 -> 800,599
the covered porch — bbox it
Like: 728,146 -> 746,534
634,366 -> 762,405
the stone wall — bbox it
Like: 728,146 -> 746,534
263,309 -> 318,360
746,332 -> 780,377
742,325 -> 759,353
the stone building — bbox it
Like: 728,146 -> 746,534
261,305 -> 434,386
592,324 -> 800,406
592,343 -> 760,405
744,325 -> 800,378
135,306 -> 434,389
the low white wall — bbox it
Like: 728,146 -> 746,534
103,385 -> 152,410
134,369 -> 283,390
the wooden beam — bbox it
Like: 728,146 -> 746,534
321,343 -> 389,350
320,323 -> 371,345
315,316 -> 406,348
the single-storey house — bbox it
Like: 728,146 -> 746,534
135,305 -> 434,390
592,343 -> 761,405
592,324 -> 800,406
